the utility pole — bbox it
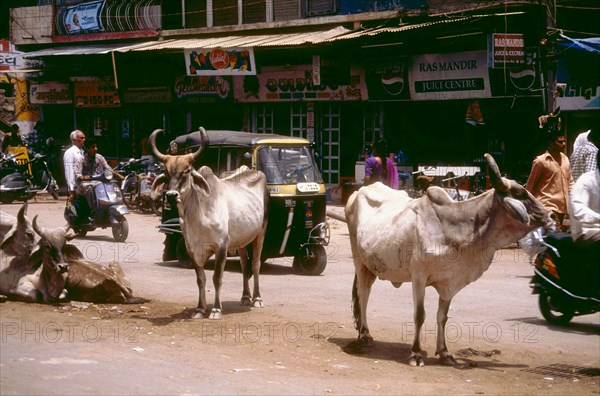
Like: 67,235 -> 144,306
544,0 -> 558,113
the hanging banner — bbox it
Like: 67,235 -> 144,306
174,75 -> 234,103
29,82 -> 71,104
233,65 -> 367,102
15,78 -> 40,121
185,48 -> 256,76
556,40 -> 600,110
64,0 -> 105,34
409,51 -> 491,100
73,78 -> 120,107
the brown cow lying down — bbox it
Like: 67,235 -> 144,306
63,246 -> 145,303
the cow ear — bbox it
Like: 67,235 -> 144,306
191,169 -> 211,196
502,197 -> 529,224
64,244 -> 84,260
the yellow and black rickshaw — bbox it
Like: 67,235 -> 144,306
158,129 -> 330,275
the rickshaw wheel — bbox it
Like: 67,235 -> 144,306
293,245 -> 327,276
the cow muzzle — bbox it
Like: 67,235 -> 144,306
57,263 -> 69,274
165,190 -> 181,204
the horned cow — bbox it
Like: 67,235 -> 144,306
345,153 -> 553,366
0,215 -> 70,303
150,127 -> 269,319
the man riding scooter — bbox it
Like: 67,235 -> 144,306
73,139 -> 124,224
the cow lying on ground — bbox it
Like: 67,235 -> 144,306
1,203 -> 36,258
1,208 -> 142,304
0,215 -> 69,303
345,153 -> 553,366
150,127 -> 269,319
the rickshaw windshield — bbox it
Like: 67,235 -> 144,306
257,146 -> 323,185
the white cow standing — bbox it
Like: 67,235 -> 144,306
149,127 -> 269,319
345,153 -> 553,366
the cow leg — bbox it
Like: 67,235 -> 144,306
239,247 -> 252,306
209,246 -> 228,320
409,278 -> 427,367
250,236 -> 264,308
352,265 -> 376,346
192,263 -> 208,319
11,283 -> 41,303
435,297 -> 457,365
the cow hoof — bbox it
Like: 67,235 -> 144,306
439,354 -> 457,366
241,296 -> 252,306
252,298 -> 264,308
209,309 -> 222,320
409,353 -> 425,367
358,333 -> 373,347
191,310 -> 206,319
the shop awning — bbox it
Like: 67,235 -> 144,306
21,42 -> 158,58
125,26 -> 353,51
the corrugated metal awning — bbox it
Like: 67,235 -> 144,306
127,26 -> 353,51
22,42 -> 159,58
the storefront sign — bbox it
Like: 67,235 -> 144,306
0,40 -> 44,70
185,48 -> 256,76
233,65 -> 367,102
490,33 -> 525,68
174,75 -> 233,103
16,78 -> 40,121
29,82 -> 71,104
410,51 -> 491,100
73,78 -> 120,107
365,59 -> 410,100
64,0 -> 105,34
123,87 -> 172,103
556,40 -> 600,110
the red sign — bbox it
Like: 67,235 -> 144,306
491,33 -> 525,68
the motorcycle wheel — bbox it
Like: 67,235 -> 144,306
112,218 -> 129,242
49,185 -> 59,200
0,195 -> 14,204
539,292 -> 574,325
292,245 -> 327,276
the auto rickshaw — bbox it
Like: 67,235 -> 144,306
157,129 -> 330,275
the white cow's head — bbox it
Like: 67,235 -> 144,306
485,153 -> 553,229
32,216 -> 70,299
1,203 -> 36,257
149,127 -> 211,204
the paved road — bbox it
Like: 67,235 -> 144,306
1,196 -> 599,395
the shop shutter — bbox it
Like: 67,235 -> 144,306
213,0 -> 239,26
243,0 -> 267,24
306,0 -> 336,16
273,0 -> 302,21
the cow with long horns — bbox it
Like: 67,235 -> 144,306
346,153 -> 553,366
149,127 -> 269,319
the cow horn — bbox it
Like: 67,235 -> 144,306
17,202 -> 28,220
484,153 -> 509,193
191,126 -> 209,163
148,129 -> 167,163
32,215 -> 43,236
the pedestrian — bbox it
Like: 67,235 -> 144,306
570,128 -> 599,182
63,130 -> 86,202
1,124 -> 24,152
363,139 -> 399,189
569,153 -> 600,245
526,129 -> 574,231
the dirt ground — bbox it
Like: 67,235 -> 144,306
1,197 -> 599,395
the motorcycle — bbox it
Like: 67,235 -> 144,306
0,151 -> 59,203
116,156 -> 164,215
64,170 -> 129,242
524,228 -> 600,325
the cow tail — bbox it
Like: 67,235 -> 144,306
352,274 -> 360,330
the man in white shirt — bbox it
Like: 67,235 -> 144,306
63,130 -> 86,201
569,153 -> 600,244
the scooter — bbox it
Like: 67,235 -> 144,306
0,152 -> 59,203
525,228 -> 600,325
64,170 -> 129,242
0,151 -> 34,204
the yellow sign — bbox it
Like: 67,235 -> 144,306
15,78 -> 40,121
73,79 -> 121,108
